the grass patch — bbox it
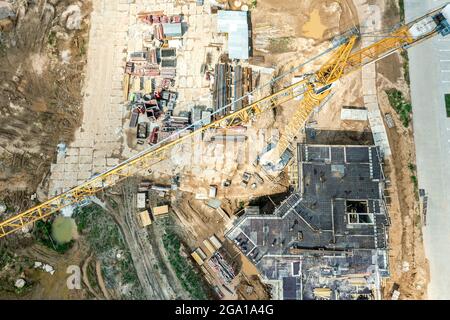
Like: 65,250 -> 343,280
250,0 -> 257,9
33,220 -> 73,254
48,31 -> 57,47
445,94 -> 450,117
401,50 -> 410,85
74,204 -> 124,253
0,38 -> 6,57
385,89 -> 412,127
161,217 -> 208,300
267,37 -> 294,54
0,249 -> 13,270
399,0 -> 405,22
408,162 -> 419,199
73,204 -> 144,299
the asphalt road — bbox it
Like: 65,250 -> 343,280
405,0 -> 450,299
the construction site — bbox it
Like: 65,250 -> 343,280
0,0 -> 447,301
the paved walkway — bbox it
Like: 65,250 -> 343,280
49,0 -> 222,195
353,0 -> 391,157
49,0 -> 129,195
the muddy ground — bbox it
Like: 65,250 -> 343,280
0,0 -> 91,213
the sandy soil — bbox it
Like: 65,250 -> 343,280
377,62 -> 429,300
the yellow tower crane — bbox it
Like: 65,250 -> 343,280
1,3 -> 450,239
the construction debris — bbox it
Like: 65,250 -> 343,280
152,205 -> 169,217
138,210 -> 152,227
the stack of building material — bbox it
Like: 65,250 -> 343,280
213,63 -> 231,117
203,239 -> 216,255
160,48 -> 176,58
164,116 -> 189,129
123,74 -> 130,101
137,11 -> 165,23
207,252 -> 235,284
171,15 -> 181,23
149,48 -> 158,64
191,251 -> 204,265
129,51 -> 148,62
137,192 -> 147,209
162,22 -> 182,37
129,111 -> 139,128
209,235 -> 222,250
233,65 -> 243,112
156,130 -> 173,143
232,66 -> 252,111
201,110 -> 212,125
341,106 -> 368,121
154,24 -> 164,40
152,205 -> 169,217
313,288 -> 332,300
161,59 -> 176,68
191,106 -> 203,128
138,210 -> 152,227
160,68 -> 176,78
132,65 -> 160,77
242,67 -> 252,101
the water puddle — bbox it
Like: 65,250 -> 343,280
51,216 -> 77,244
302,9 -> 327,39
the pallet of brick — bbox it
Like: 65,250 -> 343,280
160,68 -> 176,78
161,59 -> 176,68
129,51 -> 148,62
142,66 -> 160,76
160,48 -> 176,58
154,24 -> 164,40
149,49 -> 157,64
137,10 -> 165,19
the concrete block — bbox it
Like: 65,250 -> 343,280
79,155 -> 93,164
107,158 -> 120,166
65,156 -> 79,164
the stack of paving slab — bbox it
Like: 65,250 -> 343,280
354,0 -> 392,157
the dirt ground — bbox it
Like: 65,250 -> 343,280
247,0 -> 429,300
0,241 -> 89,299
251,0 -> 357,66
369,1 -> 429,300
377,57 -> 429,300
0,0 -> 91,213
103,180 -> 190,299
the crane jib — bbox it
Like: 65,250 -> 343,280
1,3 -> 450,238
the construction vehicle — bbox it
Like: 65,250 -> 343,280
240,172 -> 252,188
1,4 -> 450,239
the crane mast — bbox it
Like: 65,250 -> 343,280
1,3 -> 450,239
